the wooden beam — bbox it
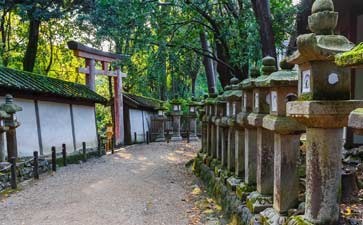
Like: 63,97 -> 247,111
78,67 -> 119,77
68,41 -> 127,61
74,50 -> 117,63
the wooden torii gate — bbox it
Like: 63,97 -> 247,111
67,41 -> 127,146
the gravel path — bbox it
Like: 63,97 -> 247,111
0,142 -> 201,225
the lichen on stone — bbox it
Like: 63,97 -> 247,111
335,42 -> 363,67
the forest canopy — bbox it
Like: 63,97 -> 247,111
0,0 -> 300,101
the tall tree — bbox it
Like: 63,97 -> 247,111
16,0 -> 93,72
200,31 -> 216,94
251,0 -> 277,60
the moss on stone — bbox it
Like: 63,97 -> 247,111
285,215 -> 313,225
335,42 -> 363,67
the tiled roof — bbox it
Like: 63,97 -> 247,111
0,67 -> 107,104
123,93 -> 162,110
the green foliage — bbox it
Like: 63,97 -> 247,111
0,0 -> 297,132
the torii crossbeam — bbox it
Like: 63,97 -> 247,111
68,41 -> 127,146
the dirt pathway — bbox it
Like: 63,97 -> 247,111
0,142 -> 214,225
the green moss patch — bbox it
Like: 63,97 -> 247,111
336,43 -> 363,67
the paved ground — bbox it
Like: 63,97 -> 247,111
0,141 -> 220,225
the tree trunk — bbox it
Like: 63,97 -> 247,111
286,0 -> 313,56
200,31 -> 216,94
251,0 -> 277,60
23,19 -> 41,72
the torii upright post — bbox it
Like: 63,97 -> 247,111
68,41 -> 127,146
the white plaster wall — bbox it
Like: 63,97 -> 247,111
129,109 -> 154,142
130,109 -> 145,142
38,101 -> 74,155
0,97 -> 39,157
73,105 -> 97,150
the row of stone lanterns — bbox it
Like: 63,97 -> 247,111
154,96 -> 201,142
196,0 -> 363,224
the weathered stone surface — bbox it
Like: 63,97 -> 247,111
348,108 -> 363,134
221,127 -> 228,168
246,191 -> 273,214
244,127 -> 257,185
236,112 -> 250,127
259,208 -> 287,225
273,133 -> 300,214
247,113 -> 265,127
235,129 -> 245,178
236,182 -> 255,201
304,128 -> 342,224
211,124 -> 217,158
227,127 -> 236,173
226,176 -> 242,191
287,100 -> 363,127
216,124 -> 222,160
285,215 -> 313,225
262,115 -> 305,135
256,128 -> 274,195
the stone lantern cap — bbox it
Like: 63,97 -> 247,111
256,60 -> 298,88
188,98 -> 202,107
0,94 -> 22,114
240,66 -> 260,89
224,79 -> 242,102
0,95 -> 22,129
156,102 -> 168,111
287,0 -> 354,65
204,93 -> 218,105
249,56 -> 277,88
154,102 -> 168,120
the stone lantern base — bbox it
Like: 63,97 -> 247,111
155,136 -> 166,142
287,100 -> 363,224
170,136 -> 183,142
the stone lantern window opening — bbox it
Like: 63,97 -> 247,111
190,106 -> 195,113
226,102 -> 230,116
158,109 -> 164,116
271,91 -> 278,112
285,93 -> 298,102
254,92 -> 259,110
173,104 -> 181,112
301,70 -> 311,93
232,102 -> 236,115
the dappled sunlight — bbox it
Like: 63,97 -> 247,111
114,151 -> 133,160
82,179 -> 112,195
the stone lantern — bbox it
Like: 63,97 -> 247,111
154,103 -> 167,142
224,77 -> 244,190
203,93 -> 217,160
169,96 -> 183,142
212,92 -> 227,175
208,96 -> 219,163
258,60 -> 305,219
188,98 -> 201,141
285,0 -> 363,223
0,95 -> 22,161
0,110 -> 10,161
246,56 -> 277,213
236,67 -> 260,200
199,95 -> 208,154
